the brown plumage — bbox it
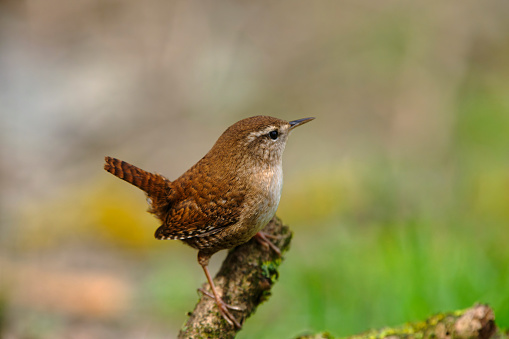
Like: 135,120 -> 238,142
104,115 -> 314,328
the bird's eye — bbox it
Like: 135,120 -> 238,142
268,130 -> 279,140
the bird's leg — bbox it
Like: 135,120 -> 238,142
198,252 -> 242,328
255,231 -> 281,256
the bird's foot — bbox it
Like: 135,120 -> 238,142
198,288 -> 244,311
198,288 -> 243,328
255,231 -> 281,256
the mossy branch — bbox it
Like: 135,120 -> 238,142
178,216 -> 292,339
297,304 -> 507,339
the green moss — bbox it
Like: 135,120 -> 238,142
345,308 -> 477,339
296,332 -> 335,339
261,259 -> 281,284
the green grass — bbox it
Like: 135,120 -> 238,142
236,207 -> 509,338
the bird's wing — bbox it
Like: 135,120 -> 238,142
154,187 -> 244,240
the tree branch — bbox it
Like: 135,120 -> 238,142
297,304 -> 505,339
178,216 -> 292,339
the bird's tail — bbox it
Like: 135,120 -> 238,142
104,156 -> 171,203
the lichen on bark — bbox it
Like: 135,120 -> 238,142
297,304 -> 505,339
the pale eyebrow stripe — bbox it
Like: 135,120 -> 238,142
247,126 -> 277,140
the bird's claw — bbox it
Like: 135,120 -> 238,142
198,288 -> 244,311
255,231 -> 282,256
198,288 -> 243,328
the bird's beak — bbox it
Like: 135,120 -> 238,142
289,117 -> 315,130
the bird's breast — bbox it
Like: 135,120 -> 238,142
240,163 -> 283,236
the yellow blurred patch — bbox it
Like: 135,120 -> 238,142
473,166 -> 509,221
15,178 -> 160,251
278,162 -> 364,224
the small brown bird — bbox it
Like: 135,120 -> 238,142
104,115 -> 313,327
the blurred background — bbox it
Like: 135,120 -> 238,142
1,0 -> 508,338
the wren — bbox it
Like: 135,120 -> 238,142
104,115 -> 314,328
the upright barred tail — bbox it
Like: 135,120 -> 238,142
104,156 -> 171,202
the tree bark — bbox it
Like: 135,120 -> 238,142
297,304 -> 505,339
178,216 -> 292,339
